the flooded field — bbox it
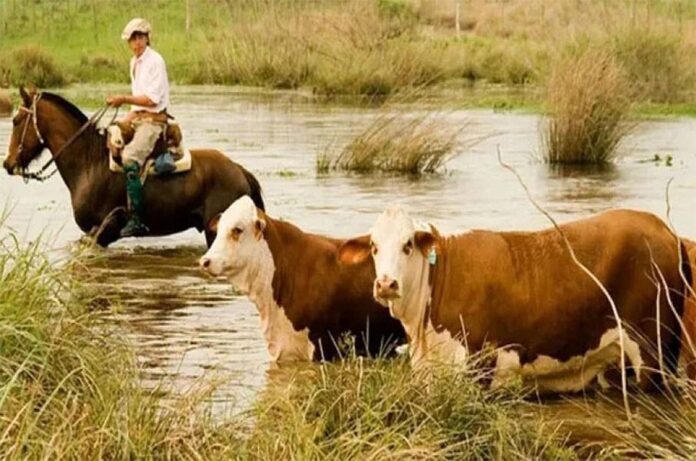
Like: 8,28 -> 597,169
2,88 -> 696,414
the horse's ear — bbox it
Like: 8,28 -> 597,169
19,86 -> 31,106
207,214 -> 221,234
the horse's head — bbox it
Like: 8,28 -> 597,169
3,86 -> 46,175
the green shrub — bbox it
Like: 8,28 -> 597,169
610,27 -> 696,103
6,46 -> 67,88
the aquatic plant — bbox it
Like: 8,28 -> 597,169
319,111 -> 461,175
541,49 -> 634,164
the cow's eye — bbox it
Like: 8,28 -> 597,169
403,240 -> 413,255
230,227 -> 243,238
370,241 -> 378,256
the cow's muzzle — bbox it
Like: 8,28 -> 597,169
374,276 -> 401,300
199,255 -> 222,276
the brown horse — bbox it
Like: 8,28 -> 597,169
3,87 -> 264,247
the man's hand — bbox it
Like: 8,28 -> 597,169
106,95 -> 127,107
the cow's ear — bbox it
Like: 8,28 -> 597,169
19,86 -> 31,106
339,235 -> 371,265
207,213 -> 221,234
414,230 -> 436,257
254,210 -> 268,240
254,218 -> 266,240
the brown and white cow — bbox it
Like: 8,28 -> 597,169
199,196 -> 405,362
681,238 -> 696,381
340,208 -> 692,393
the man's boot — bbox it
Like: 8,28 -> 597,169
120,161 -> 150,238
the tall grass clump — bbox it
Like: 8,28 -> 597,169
601,378 -> 696,460
242,353 -> 576,460
0,46 -> 68,88
318,111 -> 461,175
610,27 -> 696,103
192,0 -> 450,96
0,227 -> 243,459
542,49 -> 634,164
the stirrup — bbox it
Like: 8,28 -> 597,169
120,218 -> 149,238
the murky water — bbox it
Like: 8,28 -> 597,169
1,88 -> 696,413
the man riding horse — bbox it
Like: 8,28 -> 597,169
106,18 -> 169,238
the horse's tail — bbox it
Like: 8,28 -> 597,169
241,165 -> 265,211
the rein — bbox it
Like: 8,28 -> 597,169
17,93 -> 111,182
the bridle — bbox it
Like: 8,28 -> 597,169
14,92 -> 112,182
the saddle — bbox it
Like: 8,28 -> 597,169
106,119 -> 191,175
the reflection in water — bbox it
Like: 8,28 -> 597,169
2,90 -> 696,421
80,245 -> 268,407
544,163 -> 625,215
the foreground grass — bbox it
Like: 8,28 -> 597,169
0,224 -> 572,459
0,232 -> 242,459
245,355 -> 581,460
3,222 -> 696,459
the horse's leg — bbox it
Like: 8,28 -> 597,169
94,207 -> 128,247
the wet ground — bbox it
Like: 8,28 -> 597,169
2,87 -> 696,412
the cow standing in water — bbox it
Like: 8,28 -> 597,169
340,208 -> 692,393
199,197 -> 405,362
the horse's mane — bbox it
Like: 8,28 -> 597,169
41,92 -> 89,124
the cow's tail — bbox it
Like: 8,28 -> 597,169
679,241 -> 696,381
240,165 -> 265,211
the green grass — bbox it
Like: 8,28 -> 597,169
0,218 -> 244,459
241,352 -> 578,460
2,0 -> 696,114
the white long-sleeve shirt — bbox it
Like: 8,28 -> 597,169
129,46 -> 170,113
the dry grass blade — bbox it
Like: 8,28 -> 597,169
542,48 -> 635,164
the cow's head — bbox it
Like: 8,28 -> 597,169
340,207 -> 438,307
199,196 -> 268,279
3,87 -> 45,175
106,122 -> 134,160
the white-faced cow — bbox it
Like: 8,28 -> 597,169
199,196 -> 405,362
340,208 -> 692,393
